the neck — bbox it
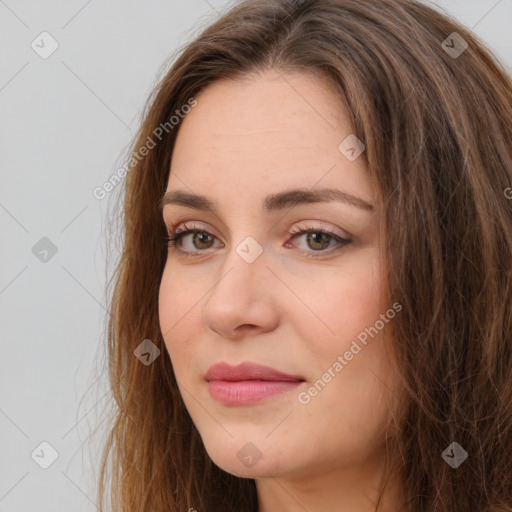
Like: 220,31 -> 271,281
255,452 -> 408,512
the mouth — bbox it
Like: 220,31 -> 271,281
205,361 -> 305,405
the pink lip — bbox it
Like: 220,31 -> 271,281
205,362 -> 305,405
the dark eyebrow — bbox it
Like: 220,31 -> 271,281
159,187 -> 374,213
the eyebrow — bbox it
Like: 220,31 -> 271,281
159,187 -> 374,213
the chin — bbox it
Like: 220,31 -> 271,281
200,431 -> 291,479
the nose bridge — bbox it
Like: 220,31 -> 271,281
218,205 -> 268,273
201,229 -> 279,336
214,232 -> 267,297
207,198 -> 278,295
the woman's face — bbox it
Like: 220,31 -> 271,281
158,69 -> 398,482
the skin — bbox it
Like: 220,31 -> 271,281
158,69 -> 405,512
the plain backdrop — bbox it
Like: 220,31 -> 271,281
0,1 -> 511,510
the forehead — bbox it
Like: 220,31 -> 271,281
167,69 -> 372,207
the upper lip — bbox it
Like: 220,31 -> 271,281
205,362 -> 304,382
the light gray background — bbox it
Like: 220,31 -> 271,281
0,1 -> 510,510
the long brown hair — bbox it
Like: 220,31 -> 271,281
96,0 -> 512,510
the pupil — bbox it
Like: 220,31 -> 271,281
196,233 -> 211,247
309,232 -> 329,250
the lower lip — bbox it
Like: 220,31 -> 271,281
207,380 -> 303,405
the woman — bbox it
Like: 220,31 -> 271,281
97,0 -> 512,510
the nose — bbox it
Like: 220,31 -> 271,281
202,240 -> 280,341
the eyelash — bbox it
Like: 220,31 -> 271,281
163,221 -> 352,259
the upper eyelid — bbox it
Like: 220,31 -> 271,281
165,219 -> 351,237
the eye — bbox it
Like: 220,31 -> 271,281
164,221 -> 352,259
285,222 -> 352,259
164,221 -> 221,256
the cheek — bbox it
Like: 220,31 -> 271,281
289,249 -> 385,353
158,267 -> 201,373
299,252 -> 394,426
158,262 -> 205,329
